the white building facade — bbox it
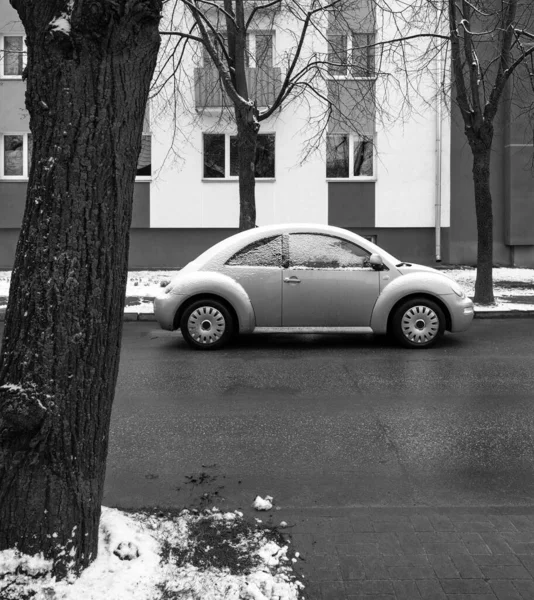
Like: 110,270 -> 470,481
0,0 -> 452,269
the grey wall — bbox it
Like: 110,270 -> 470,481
0,182 -> 27,228
449,102 -> 512,266
328,182 -> 375,227
347,227 -> 450,266
128,228 -> 239,269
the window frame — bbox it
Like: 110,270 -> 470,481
0,132 -> 32,179
326,31 -> 375,80
202,132 -> 276,181
326,132 -> 375,181
288,233 -> 373,270
0,34 -> 26,79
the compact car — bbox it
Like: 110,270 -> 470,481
154,223 -> 474,350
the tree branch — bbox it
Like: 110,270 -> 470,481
245,0 -> 282,31
261,0 -> 342,120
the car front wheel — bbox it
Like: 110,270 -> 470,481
391,297 -> 445,349
180,299 -> 234,350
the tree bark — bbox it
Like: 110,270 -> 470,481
0,0 -> 161,578
236,104 -> 259,230
468,128 -> 495,304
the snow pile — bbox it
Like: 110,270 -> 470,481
253,495 -> 274,511
0,507 -> 303,600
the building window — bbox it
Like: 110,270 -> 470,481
1,133 -> 32,178
1,35 -> 25,78
245,32 -> 273,69
136,135 -> 151,177
203,133 -> 275,179
327,32 -> 375,78
203,134 -> 226,178
203,32 -> 274,69
136,107 -> 151,178
326,133 -> 374,178
230,134 -> 275,178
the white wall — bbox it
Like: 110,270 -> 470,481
150,0 -> 450,231
150,1 -> 328,228
374,6 -> 451,229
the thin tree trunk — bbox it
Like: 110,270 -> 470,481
236,104 -> 259,230
0,0 -> 161,578
470,140 -> 495,304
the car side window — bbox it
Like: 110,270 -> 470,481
289,234 -> 371,269
226,235 -> 283,267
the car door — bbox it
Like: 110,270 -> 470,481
282,233 -> 380,327
221,235 -> 283,327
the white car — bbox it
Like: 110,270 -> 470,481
154,223 -> 474,350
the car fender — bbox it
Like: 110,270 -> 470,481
170,271 -> 256,333
371,272 -> 455,334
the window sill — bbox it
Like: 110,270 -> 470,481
202,178 -> 276,182
0,176 -> 28,181
326,75 -> 376,81
0,75 -> 24,80
0,177 -> 153,182
326,177 -> 376,182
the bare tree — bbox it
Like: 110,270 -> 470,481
155,0 -> 379,230
160,0 -> 534,301
447,0 -> 534,303
0,0 -> 162,578
367,0 -> 534,303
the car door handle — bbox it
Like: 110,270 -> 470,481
284,277 -> 301,283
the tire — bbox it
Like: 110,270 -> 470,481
180,299 -> 234,350
390,297 -> 445,349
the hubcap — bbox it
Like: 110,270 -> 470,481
401,305 -> 439,344
188,306 -> 225,345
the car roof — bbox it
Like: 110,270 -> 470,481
191,223 -> 399,268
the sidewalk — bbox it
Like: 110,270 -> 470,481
271,506 -> 534,600
1,268 -> 534,321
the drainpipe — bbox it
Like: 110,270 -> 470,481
435,50 -> 443,262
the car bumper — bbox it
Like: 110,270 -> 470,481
447,296 -> 475,332
153,293 -> 183,330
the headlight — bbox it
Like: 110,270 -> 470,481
450,282 -> 466,298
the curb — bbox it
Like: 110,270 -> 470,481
1,311 -> 534,323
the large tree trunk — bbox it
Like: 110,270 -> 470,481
468,129 -> 495,304
236,104 -> 259,230
0,0 -> 161,578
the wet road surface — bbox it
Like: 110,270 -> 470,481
100,319 -> 534,511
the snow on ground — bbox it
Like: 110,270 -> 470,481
0,507 -> 303,600
1,268 -> 533,311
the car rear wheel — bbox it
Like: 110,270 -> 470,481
391,297 -> 445,349
180,299 -> 234,350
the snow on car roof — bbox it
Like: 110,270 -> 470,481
190,223 -> 399,268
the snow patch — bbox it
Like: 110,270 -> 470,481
0,507 -> 303,599
253,495 -> 274,511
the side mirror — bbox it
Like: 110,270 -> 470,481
369,253 -> 384,270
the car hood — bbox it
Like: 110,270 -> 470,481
396,263 -> 445,276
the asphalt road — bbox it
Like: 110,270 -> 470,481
92,319 -> 534,512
